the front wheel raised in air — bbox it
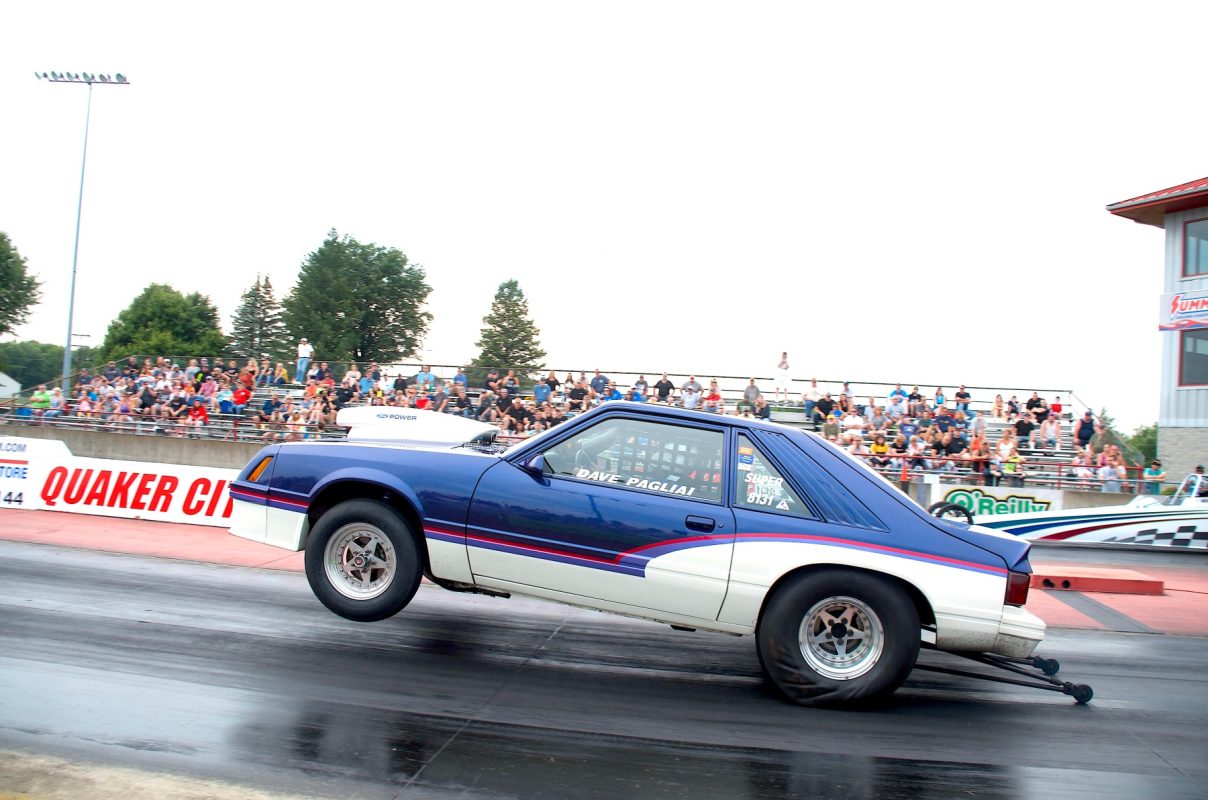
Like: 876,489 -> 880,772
756,569 -> 920,707
928,501 -> 973,523
304,499 -> 423,622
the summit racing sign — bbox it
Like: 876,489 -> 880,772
0,435 -> 237,526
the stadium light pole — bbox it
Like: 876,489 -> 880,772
35,71 -> 130,390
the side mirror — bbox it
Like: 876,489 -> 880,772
522,453 -> 548,476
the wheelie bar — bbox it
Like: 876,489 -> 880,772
914,652 -> 1094,704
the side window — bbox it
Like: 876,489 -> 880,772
541,418 -> 724,502
734,434 -> 808,517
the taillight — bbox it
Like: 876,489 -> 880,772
1005,571 -> 1030,606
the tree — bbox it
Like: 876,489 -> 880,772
468,280 -> 547,384
229,275 -> 289,364
0,231 -> 42,337
98,284 -> 228,364
1127,423 -> 1158,463
0,341 -> 63,389
282,230 -> 432,365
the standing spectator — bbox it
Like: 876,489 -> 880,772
652,373 -> 675,403
295,338 -> 314,383
1143,460 -> 1166,495
954,385 -> 971,413
1073,411 -> 1096,450
775,352 -> 790,403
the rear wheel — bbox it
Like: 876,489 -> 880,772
756,569 -> 920,707
304,499 -> 423,622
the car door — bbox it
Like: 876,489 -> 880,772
466,414 -> 735,621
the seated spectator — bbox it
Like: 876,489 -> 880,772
869,433 -> 890,468
954,385 -> 971,413
1073,411 -> 1096,450
430,383 -> 449,413
414,364 -> 436,390
813,393 -> 835,429
1012,412 -> 1036,448
703,383 -> 723,413
216,384 -> 235,415
27,385 -> 51,417
802,379 -> 821,419
752,394 -> 771,421
567,380 -> 589,413
345,362 -> 362,383
449,386 -> 474,417
886,395 -> 908,421
1006,395 -> 1020,420
533,379 -> 551,405
502,369 -> 521,393
502,397 -> 533,432
477,390 -> 500,422
841,408 -> 865,443
1003,450 -> 1027,487
1038,415 -> 1062,451
185,398 -> 209,434
742,379 -> 761,411
681,385 -> 701,411
633,375 -> 649,397
601,383 -> 624,403
907,386 -> 925,416
43,388 -> 67,420
821,412 -> 841,443
232,385 -> 252,415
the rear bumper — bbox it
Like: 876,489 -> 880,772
990,605 -> 1047,658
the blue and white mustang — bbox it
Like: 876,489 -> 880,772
229,402 -> 1045,706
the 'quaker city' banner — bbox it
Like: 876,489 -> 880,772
0,436 -> 237,527
1160,289 -> 1208,332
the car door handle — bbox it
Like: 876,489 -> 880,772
685,515 -> 716,533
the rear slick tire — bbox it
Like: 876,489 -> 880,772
304,499 -> 422,622
756,569 -> 920,707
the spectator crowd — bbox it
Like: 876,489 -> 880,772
8,348 -> 1158,493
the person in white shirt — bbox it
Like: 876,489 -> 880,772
295,338 -> 314,383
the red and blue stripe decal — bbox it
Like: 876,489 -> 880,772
229,483 -> 309,514
426,521 -> 1007,578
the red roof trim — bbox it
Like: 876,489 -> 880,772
1108,177 -> 1208,211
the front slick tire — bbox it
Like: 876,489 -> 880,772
757,569 -> 919,708
304,499 -> 422,622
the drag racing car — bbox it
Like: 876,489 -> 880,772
229,402 -> 1050,706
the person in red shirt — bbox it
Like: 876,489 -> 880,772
1051,395 -> 1064,419
232,385 -> 252,414
185,398 -> 209,434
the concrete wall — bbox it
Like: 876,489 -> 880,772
12,427 -> 261,469
1158,426 -> 1208,484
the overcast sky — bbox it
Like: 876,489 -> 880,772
2,1 -> 1204,432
